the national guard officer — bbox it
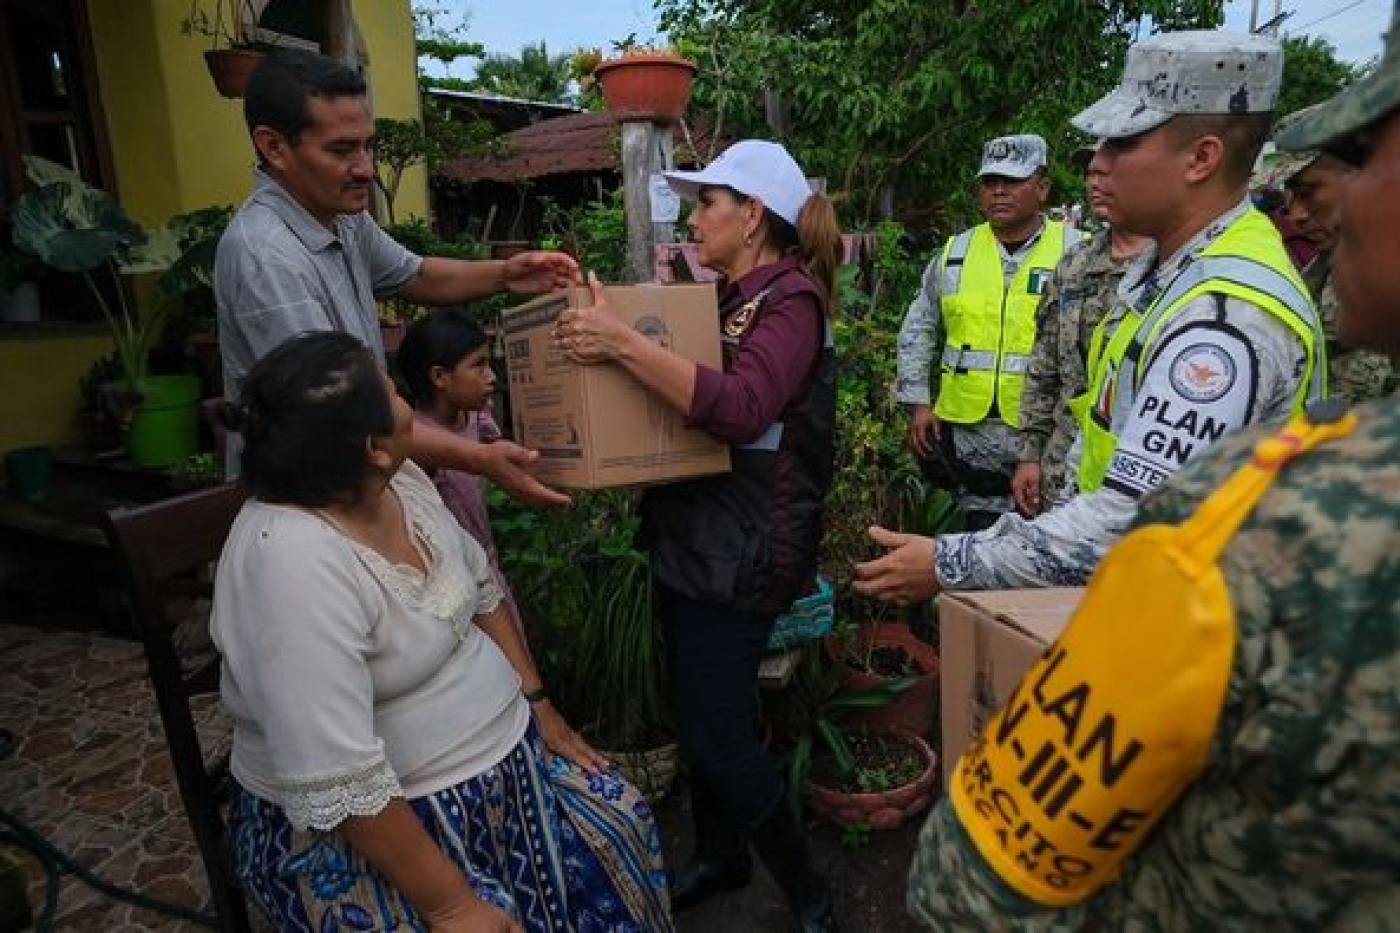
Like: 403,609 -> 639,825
896,135 -> 1081,529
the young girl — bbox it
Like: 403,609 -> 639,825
397,310 -> 525,637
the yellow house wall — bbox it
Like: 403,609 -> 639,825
0,0 -> 424,456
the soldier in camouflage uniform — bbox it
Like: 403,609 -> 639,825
1267,148 -> 1395,402
905,9 -> 1400,928
1012,146 -> 1150,513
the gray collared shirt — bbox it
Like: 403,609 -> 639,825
215,170 -> 421,473
216,169 -> 421,401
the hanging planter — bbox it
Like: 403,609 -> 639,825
593,52 -> 697,122
204,48 -> 264,99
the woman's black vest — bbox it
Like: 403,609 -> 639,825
641,269 -> 836,614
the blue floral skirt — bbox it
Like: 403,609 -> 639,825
229,725 -> 673,932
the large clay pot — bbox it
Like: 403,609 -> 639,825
593,53 -> 697,122
832,622 -> 940,738
805,730 -> 938,830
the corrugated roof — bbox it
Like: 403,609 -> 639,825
438,111 -> 710,183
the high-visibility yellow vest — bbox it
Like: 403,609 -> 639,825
950,404 -> 1358,905
934,221 -> 1069,428
1073,208 -> 1324,492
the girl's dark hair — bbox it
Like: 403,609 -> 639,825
396,310 -> 489,406
220,332 -> 393,506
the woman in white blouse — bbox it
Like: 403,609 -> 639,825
211,332 -> 671,932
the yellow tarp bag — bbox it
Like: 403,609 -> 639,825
949,406 -> 1357,905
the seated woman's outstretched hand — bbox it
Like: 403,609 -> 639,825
534,699 -> 609,774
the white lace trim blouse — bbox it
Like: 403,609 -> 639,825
211,461 -> 529,831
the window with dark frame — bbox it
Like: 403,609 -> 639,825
0,0 -> 118,327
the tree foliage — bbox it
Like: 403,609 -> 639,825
658,0 -> 1223,233
474,41 -> 574,103
1278,35 -> 1361,119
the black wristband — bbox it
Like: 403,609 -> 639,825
522,686 -> 548,705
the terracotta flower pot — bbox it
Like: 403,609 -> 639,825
805,730 -> 938,830
831,622 -> 940,737
593,53 -> 697,122
204,48 -> 265,99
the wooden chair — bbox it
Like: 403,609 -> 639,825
103,483 -> 252,933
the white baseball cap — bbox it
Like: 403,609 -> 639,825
664,140 -> 812,227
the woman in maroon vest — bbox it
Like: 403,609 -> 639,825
555,140 -> 842,932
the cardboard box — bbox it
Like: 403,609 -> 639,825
501,283 -> 731,489
938,588 -> 1085,785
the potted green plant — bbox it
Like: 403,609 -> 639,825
590,37 -> 697,122
492,488 -> 677,798
827,617 -> 941,738
775,642 -> 932,832
181,0 -> 267,98
12,156 -> 203,467
155,205 -> 234,397
803,728 -> 938,833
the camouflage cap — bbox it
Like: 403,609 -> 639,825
1073,31 -> 1282,139
1277,1 -> 1400,154
1251,148 -> 1320,190
978,134 -> 1047,179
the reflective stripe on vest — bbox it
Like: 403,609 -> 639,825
941,347 -> 1032,374
933,220 -> 1068,429
1073,209 -> 1324,493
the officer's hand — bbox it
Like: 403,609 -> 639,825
853,526 -> 941,604
1011,461 -> 1044,516
907,405 -> 942,458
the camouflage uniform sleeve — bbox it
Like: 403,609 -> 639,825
896,252 -> 946,406
1016,253 -> 1074,464
1331,347 -> 1395,404
934,483 -> 1137,589
1314,276 -> 1394,403
907,801 -> 1091,931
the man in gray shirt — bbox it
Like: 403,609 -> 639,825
216,48 -> 576,505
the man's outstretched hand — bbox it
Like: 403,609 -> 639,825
478,440 -> 571,508
853,525 -> 941,604
502,251 -> 582,294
